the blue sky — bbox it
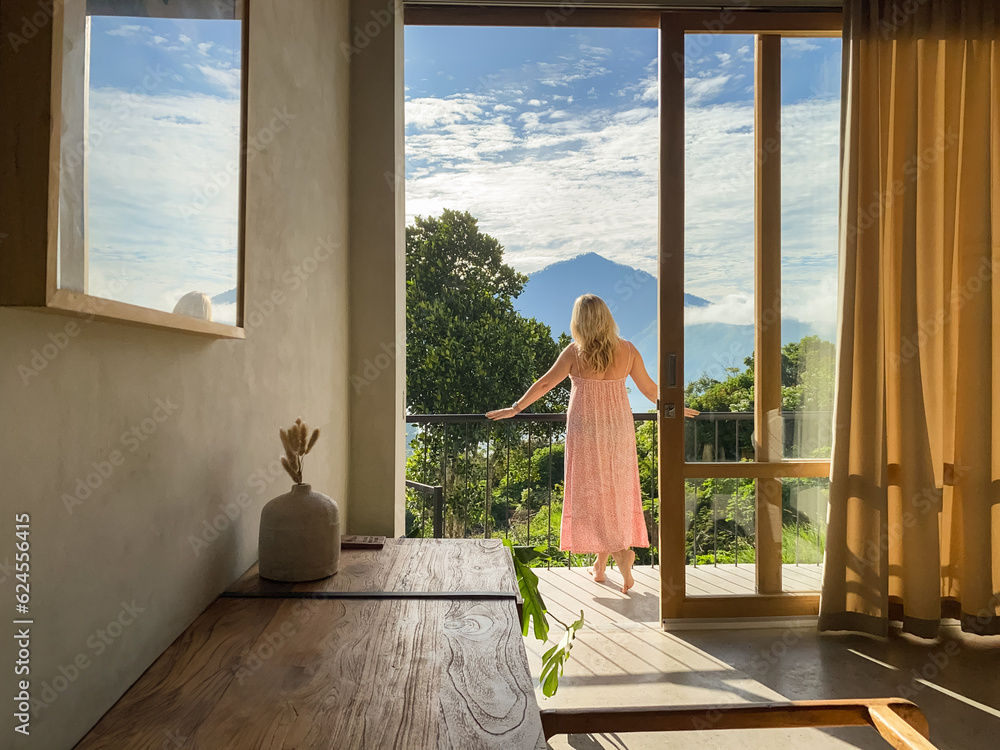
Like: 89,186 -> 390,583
82,16 -> 242,323
405,27 -> 841,332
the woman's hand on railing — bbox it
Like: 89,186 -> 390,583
486,407 -> 518,421
684,407 -> 701,418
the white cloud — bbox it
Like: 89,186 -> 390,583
212,301 -> 237,326
785,38 -> 821,54
578,44 -> 611,58
179,34 -> 192,45
406,96 -> 485,129
685,74 -> 731,106
152,35 -> 167,45
198,64 -> 241,94
685,294 -> 755,326
107,24 -> 152,37
198,41 -> 214,55
407,91 -> 659,276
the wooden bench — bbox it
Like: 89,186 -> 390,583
541,698 -> 936,749
76,539 -> 545,749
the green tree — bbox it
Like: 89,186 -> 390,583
406,209 -> 568,414
780,335 -> 836,411
405,210 -> 571,540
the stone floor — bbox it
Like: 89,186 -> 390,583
525,565 -> 1000,749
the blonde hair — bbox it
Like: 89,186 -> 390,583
570,294 -> 621,373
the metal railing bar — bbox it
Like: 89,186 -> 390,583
405,479 -> 439,493
526,421 -> 532,547
504,422 -> 511,540
464,423 -> 470,538
483,425 -> 493,539
406,412 -> 657,424
547,425 -> 553,571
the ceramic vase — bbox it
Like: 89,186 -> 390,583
259,483 -> 340,581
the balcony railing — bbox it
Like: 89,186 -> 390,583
405,412 -> 658,568
684,410 -> 834,462
405,411 -> 830,571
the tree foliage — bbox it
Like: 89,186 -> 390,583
406,209 -> 568,414
685,335 -> 836,414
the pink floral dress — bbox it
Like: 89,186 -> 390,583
559,347 -> 649,553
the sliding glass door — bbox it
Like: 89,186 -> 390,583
658,12 -> 842,622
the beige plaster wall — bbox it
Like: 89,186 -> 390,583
347,0 -> 406,536
0,1 -> 351,747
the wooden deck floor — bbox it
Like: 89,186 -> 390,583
531,563 -> 823,625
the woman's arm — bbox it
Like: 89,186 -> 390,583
486,345 -> 574,420
628,343 -> 659,404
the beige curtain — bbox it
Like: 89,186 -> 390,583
820,0 -> 1000,638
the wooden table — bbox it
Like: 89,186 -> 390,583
76,539 -> 545,749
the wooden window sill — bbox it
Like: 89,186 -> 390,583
21,289 -> 246,339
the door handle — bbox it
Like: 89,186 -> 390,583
667,352 -> 677,388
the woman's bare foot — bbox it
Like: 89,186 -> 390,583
588,553 -> 609,583
611,549 -> 636,593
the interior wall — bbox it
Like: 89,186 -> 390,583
0,0 -> 351,747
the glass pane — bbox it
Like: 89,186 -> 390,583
683,34 -> 756,461
58,0 -> 244,325
780,37 -> 841,458
685,477 -> 757,596
781,477 -> 829,592
685,474 -> 828,596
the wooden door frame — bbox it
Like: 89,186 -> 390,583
657,10 -> 841,622
401,2 -> 842,623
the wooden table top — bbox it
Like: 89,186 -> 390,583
225,538 -> 520,598
76,539 -> 544,749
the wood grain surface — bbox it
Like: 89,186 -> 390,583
75,597 -> 281,749
76,597 -> 545,749
226,538 -> 518,597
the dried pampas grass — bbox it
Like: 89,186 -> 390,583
279,417 -> 320,484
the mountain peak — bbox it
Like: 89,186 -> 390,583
520,253 -> 708,311
537,252 -> 654,279
513,251 -> 710,367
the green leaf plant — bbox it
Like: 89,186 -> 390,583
503,538 -> 585,697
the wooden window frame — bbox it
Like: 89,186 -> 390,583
0,0 -> 249,338
659,12 -> 841,620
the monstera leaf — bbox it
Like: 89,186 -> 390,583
502,539 -> 584,696
539,610 -> 585,698
503,539 -> 550,641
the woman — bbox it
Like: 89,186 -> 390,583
487,294 -> 698,593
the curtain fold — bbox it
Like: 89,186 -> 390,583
820,0 -> 1000,638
